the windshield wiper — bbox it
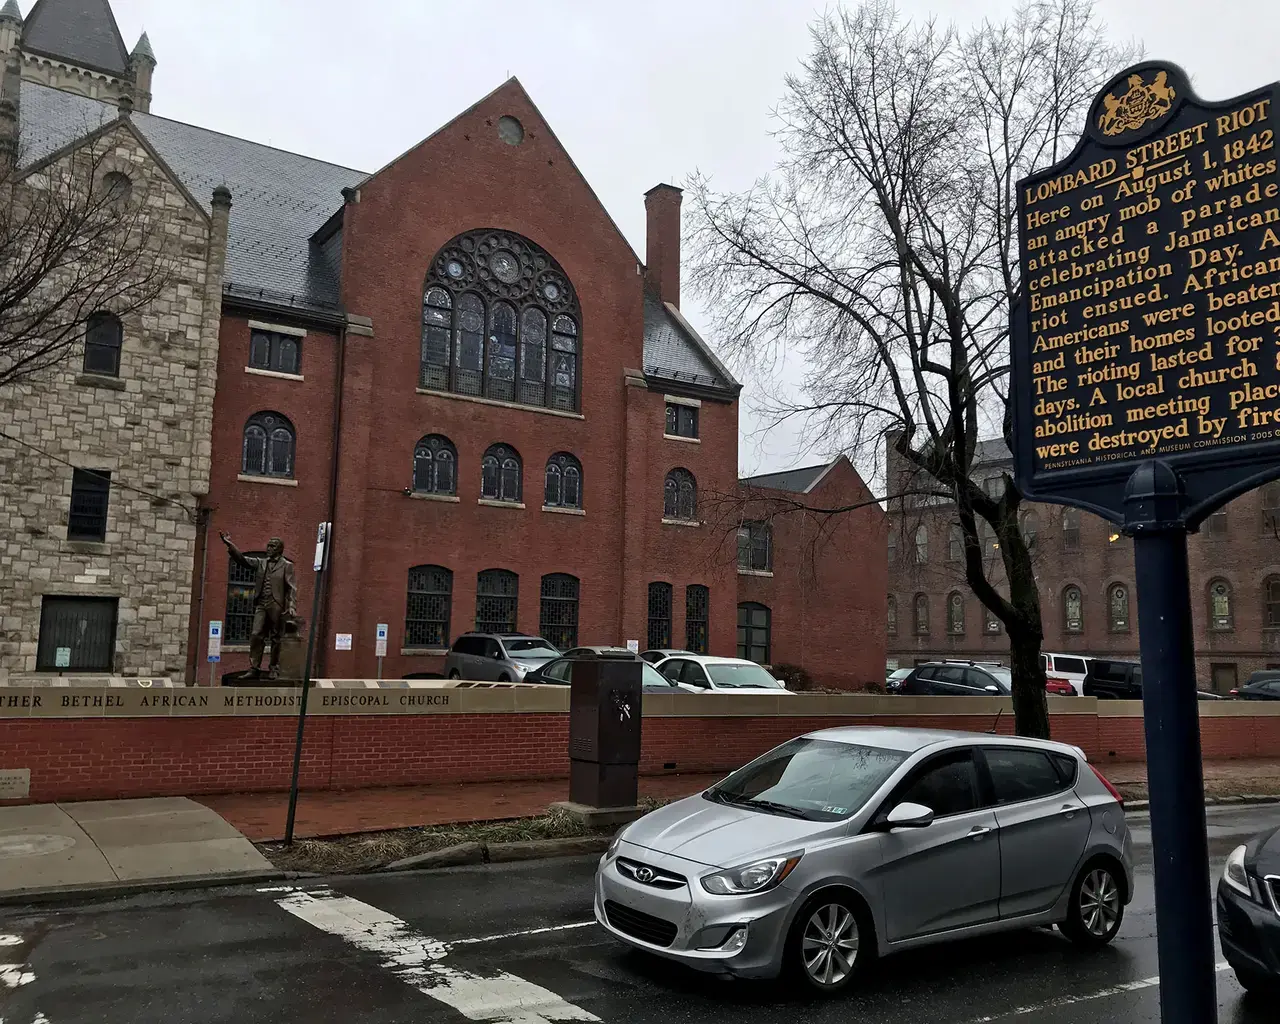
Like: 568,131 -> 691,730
743,798 -> 814,820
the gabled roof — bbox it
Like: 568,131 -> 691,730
20,81 -> 368,312
22,0 -> 130,75
741,460 -> 836,494
643,293 -> 739,394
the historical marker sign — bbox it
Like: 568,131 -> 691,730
1011,62 -> 1280,524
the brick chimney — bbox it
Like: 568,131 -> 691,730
644,183 -> 683,309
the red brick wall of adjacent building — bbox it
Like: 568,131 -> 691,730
2,705 -> 1277,804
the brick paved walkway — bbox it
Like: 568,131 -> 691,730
197,759 -> 1280,842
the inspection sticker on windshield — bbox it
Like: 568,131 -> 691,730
823,806 -> 848,815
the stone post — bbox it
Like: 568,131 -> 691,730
191,185 -> 232,498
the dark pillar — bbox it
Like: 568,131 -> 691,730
558,651 -> 643,827
1124,461 -> 1217,1024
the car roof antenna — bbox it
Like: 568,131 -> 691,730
986,708 -> 1003,735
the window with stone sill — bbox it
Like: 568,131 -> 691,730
647,582 -> 673,649
83,311 -> 123,377
249,329 -> 301,375
1063,585 -> 1084,634
1062,508 -> 1082,552
476,569 -> 518,633
913,525 -> 928,565
913,594 -> 930,636
666,403 -> 698,439
737,602 -> 771,663
1207,509 -> 1228,536
685,584 -> 709,654
406,565 -> 453,648
544,452 -> 582,510
1267,576 -> 1280,629
948,524 -> 963,562
539,573 -> 579,650
413,434 -> 457,496
242,412 -> 295,479
67,469 -> 110,542
737,521 -> 772,572
1262,482 -> 1280,535
481,443 -> 522,503
946,592 -> 965,635
984,607 -> 1001,634
1108,583 -> 1130,632
887,594 -> 898,635
664,468 -> 697,522
420,230 -> 580,412
1208,578 -> 1233,632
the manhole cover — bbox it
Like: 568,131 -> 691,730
0,834 -> 76,857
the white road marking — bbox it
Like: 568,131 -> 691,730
0,936 -> 22,947
968,962 -> 1231,1021
451,922 -> 596,946
275,888 -> 599,1024
0,964 -> 35,989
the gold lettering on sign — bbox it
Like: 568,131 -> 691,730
1099,71 -> 1177,137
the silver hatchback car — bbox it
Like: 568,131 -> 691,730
595,727 -> 1133,994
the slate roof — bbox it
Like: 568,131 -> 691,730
975,438 -> 1012,465
22,0 -> 130,75
20,80 -> 368,312
741,461 -> 834,493
643,292 -> 739,393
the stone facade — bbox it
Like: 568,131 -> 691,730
0,120 -> 225,679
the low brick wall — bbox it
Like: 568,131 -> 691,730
1,686 -> 1278,804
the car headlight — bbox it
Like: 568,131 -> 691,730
1223,845 -> 1255,900
606,828 -> 628,859
700,853 -> 803,896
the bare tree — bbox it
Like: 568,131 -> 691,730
0,126 -> 172,392
686,0 -> 1136,736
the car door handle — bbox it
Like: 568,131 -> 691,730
1061,804 -> 1078,818
967,826 -> 991,839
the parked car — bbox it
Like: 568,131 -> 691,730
1217,826 -> 1280,996
1082,659 -> 1142,700
885,668 -> 913,692
1041,653 -> 1091,695
642,648 -> 695,664
443,633 -> 560,682
655,655 -> 793,695
1044,677 -> 1076,697
596,726 -> 1133,993
1231,673 -> 1280,700
524,651 -> 696,693
896,662 -> 1012,696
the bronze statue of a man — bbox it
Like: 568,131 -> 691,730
220,532 -> 298,679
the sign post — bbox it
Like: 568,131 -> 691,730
375,623 -> 388,680
284,521 -> 331,846
207,620 -> 222,688
1011,62 -> 1280,1024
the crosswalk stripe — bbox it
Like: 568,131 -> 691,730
274,888 -> 600,1024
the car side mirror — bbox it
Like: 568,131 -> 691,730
885,802 -> 935,829
985,685 -> 1000,694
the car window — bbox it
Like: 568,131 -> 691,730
484,638 -> 503,659
966,668 -> 1011,694
900,673 -> 931,695
1050,753 -> 1079,786
896,751 -> 980,818
914,666 -> 937,680
541,659 -> 571,683
504,638 -> 558,655
641,652 -> 662,664
681,662 -> 711,688
455,636 -> 482,656
705,663 -> 783,688
1055,657 -> 1088,675
642,663 -> 674,688
933,665 -> 966,685
708,738 -> 907,822
1261,680 -> 1280,695
661,659 -> 685,681
984,748 -> 1065,804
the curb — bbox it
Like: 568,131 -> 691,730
385,836 -> 612,871
0,868 -> 317,908
1124,795 -> 1280,813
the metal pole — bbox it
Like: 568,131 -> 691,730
284,551 -> 326,847
377,655 -> 383,682
1125,461 -> 1217,1024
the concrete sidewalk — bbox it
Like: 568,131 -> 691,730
0,797 -> 273,896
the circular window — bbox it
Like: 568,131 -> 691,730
446,259 -> 465,279
490,249 -> 521,283
497,115 -> 525,146
542,281 -> 562,302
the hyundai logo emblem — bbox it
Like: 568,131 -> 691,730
634,867 -> 655,883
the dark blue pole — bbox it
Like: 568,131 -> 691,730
1124,461 -> 1217,1024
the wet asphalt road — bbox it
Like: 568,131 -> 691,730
0,804 -> 1276,1024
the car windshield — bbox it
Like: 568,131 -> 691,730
504,639 -> 558,655
987,667 -> 1013,693
706,663 -> 785,688
642,663 -> 673,687
707,738 -> 905,821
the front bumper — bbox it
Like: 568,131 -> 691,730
593,842 -> 796,979
1217,879 -> 1280,982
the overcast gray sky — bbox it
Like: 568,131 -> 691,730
102,0 -> 1279,477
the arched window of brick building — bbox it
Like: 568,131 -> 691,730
1262,483 -> 1280,535
1021,511 -> 1039,548
476,569 -> 518,632
913,594 -> 929,635
648,582 -> 673,649
1063,585 -> 1083,634
539,574 -> 579,649
664,469 -> 697,522
914,525 -> 928,564
685,585 -> 709,653
1062,508 -> 1081,551
948,525 -> 963,562
947,592 -> 965,634
887,530 -> 897,564
413,434 -> 457,495
405,566 -> 452,649
1208,579 -> 1233,631
419,230 -> 580,411
481,444 -> 521,503
886,595 -> 897,635
1265,576 -> 1280,628
544,452 -> 582,509
1108,583 -> 1129,632
241,412 -> 295,479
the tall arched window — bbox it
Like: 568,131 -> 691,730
544,452 -> 582,509
1021,511 -> 1040,548
686,585 -> 710,653
664,468 -> 697,522
481,443 -> 522,503
1062,508 -> 1081,552
1063,585 -> 1084,633
420,230 -> 581,411
1208,579 -> 1233,631
913,594 -> 930,635
476,569 -> 518,632
1108,583 -> 1130,632
737,602 -> 771,663
886,595 -> 898,635
913,525 -> 928,564
406,565 -> 453,649
242,412 -> 295,479
83,311 -> 123,376
648,582 -> 673,649
412,434 -> 457,495
947,592 -> 965,634
539,574 -> 579,649
887,531 -> 897,565
1266,576 -> 1280,628
948,525 -> 963,562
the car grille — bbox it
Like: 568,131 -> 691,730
615,858 -> 686,890
604,900 -> 679,947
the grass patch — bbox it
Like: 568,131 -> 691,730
259,796 -> 670,874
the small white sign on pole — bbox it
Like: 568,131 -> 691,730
335,633 -> 353,651
207,620 -> 223,662
375,623 -> 388,659
313,522 -> 332,572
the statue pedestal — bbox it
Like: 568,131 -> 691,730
278,630 -> 307,681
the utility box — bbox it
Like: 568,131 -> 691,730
567,650 -> 643,810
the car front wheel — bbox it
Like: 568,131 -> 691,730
787,896 -> 869,995
1060,862 -> 1124,947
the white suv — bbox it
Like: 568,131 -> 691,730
1042,653 -> 1092,695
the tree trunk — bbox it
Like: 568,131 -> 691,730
1007,624 -> 1050,739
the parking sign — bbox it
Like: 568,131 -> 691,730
207,620 -> 222,663
375,623 -> 388,659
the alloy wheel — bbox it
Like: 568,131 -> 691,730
1079,867 -> 1120,937
801,903 -> 860,987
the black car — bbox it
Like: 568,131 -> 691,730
1082,659 -> 1143,700
1218,827 -> 1280,995
1231,672 -> 1280,701
895,661 -> 1012,696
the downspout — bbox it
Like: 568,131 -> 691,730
190,506 -> 211,684
314,322 -> 347,680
